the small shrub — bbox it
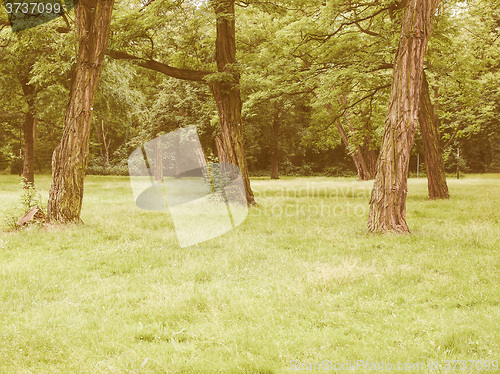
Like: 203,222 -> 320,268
324,166 -> 343,177
297,163 -> 314,176
1,179 -> 47,230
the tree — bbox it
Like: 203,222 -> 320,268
208,0 -> 255,204
0,15 -> 74,183
108,0 -> 256,205
368,0 -> 440,233
418,70 -> 449,199
47,0 -> 115,223
264,0 -> 396,181
236,2 -> 316,179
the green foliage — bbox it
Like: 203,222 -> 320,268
0,0 -> 498,178
1,179 -> 46,230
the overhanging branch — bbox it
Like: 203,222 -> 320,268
107,50 -> 211,82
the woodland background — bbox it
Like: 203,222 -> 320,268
1,0 -> 498,180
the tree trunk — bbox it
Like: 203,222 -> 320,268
210,0 -> 255,205
101,119 -> 110,167
325,103 -> 376,181
363,143 -> 377,180
368,0 -> 439,233
22,113 -> 36,185
419,71 -> 449,199
154,139 -> 163,181
19,76 -> 36,185
341,95 -> 377,180
47,0 -> 115,223
270,104 -> 280,180
270,146 -> 279,180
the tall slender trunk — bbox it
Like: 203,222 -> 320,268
101,119 -> 110,167
210,0 -> 255,205
47,0 -> 115,223
419,71 -> 449,199
270,104 -> 280,180
19,76 -> 36,185
154,139 -> 163,181
22,113 -> 36,185
368,0 -> 440,233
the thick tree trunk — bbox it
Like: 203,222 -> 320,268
368,0 -> 439,233
210,0 -> 255,205
47,0 -> 115,223
419,71 -> 449,199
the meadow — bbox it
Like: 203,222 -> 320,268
0,174 -> 499,373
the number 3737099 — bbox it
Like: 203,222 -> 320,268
4,2 -> 62,14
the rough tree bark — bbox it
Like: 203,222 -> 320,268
368,0 -> 440,233
47,0 -> 115,223
419,71 -> 449,199
209,0 -> 255,204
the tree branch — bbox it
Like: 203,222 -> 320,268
107,50 -> 211,82
443,125 -> 460,149
0,111 -> 24,121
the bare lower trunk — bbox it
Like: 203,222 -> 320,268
211,82 -> 254,204
47,0 -> 115,223
270,104 -> 280,180
270,151 -> 279,180
368,0 -> 440,233
419,71 -> 449,199
355,140 -> 377,180
211,0 -> 255,205
334,121 -> 376,181
325,101 -> 375,181
154,139 -> 163,181
22,112 -> 36,185
19,75 -> 36,185
101,119 -> 110,167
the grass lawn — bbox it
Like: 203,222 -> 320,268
0,174 -> 499,373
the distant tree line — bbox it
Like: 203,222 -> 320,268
0,0 -> 498,231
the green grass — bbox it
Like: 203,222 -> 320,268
0,174 -> 499,373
